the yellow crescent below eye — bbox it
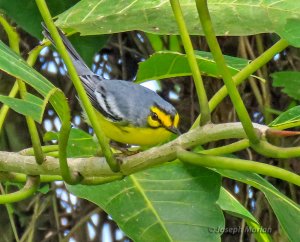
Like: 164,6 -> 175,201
147,114 -> 161,127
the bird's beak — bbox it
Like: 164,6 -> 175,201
166,126 -> 181,135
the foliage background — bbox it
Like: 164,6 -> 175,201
0,0 -> 299,242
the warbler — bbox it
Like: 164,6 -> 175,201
42,25 -> 180,146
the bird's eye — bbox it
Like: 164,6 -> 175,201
151,112 -> 159,121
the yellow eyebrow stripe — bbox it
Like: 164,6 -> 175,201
150,106 -> 173,127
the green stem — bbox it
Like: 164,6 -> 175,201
0,172 -> 62,183
81,174 -> 124,185
255,36 -> 269,78
24,115 -> 45,164
195,0 -> 259,143
0,184 -> 20,242
0,15 -> 44,164
43,151 -> 58,157
252,35 -> 272,123
0,81 -> 19,131
0,171 -> 122,185
177,149 -> 300,186
170,0 -> 210,125
52,188 -> 62,242
27,44 -> 44,66
0,15 -> 19,51
23,198 -> 38,242
199,139 -> 250,156
0,176 -> 40,204
264,107 -> 282,116
20,145 -> 59,156
283,161 -> 297,202
251,140 -> 300,158
233,39 -> 288,94
192,38 -> 289,128
58,120 -> 82,184
35,0 -> 119,172
239,37 -> 264,110
255,36 -> 270,96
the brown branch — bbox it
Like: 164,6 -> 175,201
0,123 -> 269,181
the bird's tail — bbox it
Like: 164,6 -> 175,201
42,23 -> 101,114
41,22 -> 93,77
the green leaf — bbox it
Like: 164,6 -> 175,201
44,128 -> 100,157
217,188 -> 272,242
0,0 -> 79,39
0,93 -> 44,122
43,131 -> 59,142
277,18 -> 300,47
56,0 -> 300,37
136,51 -> 253,83
246,220 -> 273,242
217,187 -> 258,224
0,0 -> 107,65
272,71 -> 300,100
0,40 -> 70,126
0,41 -> 54,96
215,169 -> 300,242
38,184 -> 50,194
269,106 -> 300,127
67,128 -> 100,157
67,162 -> 224,241
196,51 -> 249,70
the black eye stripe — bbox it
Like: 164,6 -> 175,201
153,102 -> 176,119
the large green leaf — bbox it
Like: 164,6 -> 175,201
67,162 -> 224,242
215,169 -> 300,242
272,71 -> 300,100
0,0 -> 108,66
0,41 -> 55,95
56,0 -> 300,39
0,0 -> 78,39
269,106 -> 300,128
43,128 -> 100,157
67,128 -> 101,157
0,93 -> 44,123
217,188 -> 272,242
66,128 -> 100,158
0,40 -> 69,123
217,187 -> 258,224
135,51 -> 251,83
277,18 -> 300,47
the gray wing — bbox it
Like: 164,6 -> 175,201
85,78 -> 178,128
93,78 -> 128,124
93,79 -> 168,127
42,24 -> 126,123
42,24 -> 175,127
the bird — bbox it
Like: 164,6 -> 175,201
42,24 -> 180,146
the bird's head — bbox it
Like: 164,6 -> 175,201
147,104 -> 180,135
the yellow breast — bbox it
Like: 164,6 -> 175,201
94,111 -> 173,146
